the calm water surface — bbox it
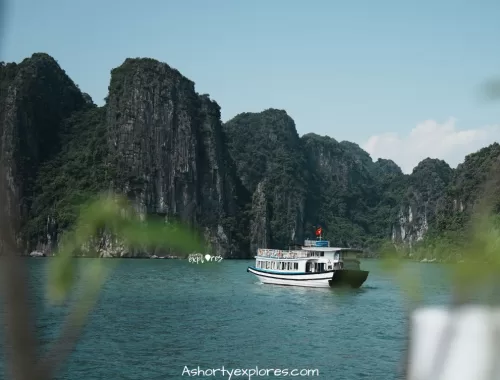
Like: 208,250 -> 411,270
1,259 -> 452,379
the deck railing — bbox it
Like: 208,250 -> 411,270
257,248 -> 330,259
256,249 -> 311,259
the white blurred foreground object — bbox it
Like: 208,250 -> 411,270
408,306 -> 500,380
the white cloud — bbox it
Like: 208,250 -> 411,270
362,118 -> 500,174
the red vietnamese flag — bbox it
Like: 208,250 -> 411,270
315,226 -> 322,236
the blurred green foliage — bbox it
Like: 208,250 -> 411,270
48,193 -> 206,304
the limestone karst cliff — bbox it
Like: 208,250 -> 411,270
1,52 -> 499,258
223,110 -> 307,253
2,54 -> 249,257
105,58 -> 248,257
0,53 -> 88,248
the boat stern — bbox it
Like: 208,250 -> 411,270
329,269 -> 369,288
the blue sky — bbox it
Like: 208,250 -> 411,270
2,0 -> 500,172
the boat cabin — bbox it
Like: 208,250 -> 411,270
255,239 -> 362,274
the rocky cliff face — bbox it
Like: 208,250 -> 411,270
223,109 -> 307,252
1,54 -> 248,257
390,159 -> 453,247
1,52 -> 498,258
0,53 -> 87,251
301,133 -> 382,247
105,58 -> 246,257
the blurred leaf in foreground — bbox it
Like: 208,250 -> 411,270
379,241 -> 423,307
36,192 -> 207,379
47,193 -> 206,304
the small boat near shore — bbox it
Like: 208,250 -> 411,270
247,233 -> 369,288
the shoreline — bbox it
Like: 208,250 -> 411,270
24,255 -> 466,263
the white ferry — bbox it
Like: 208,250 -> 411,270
247,238 -> 369,288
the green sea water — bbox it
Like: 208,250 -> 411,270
1,259 -> 451,379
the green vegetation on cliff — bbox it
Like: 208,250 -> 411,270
25,106 -> 110,243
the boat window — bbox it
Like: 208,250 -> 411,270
294,263 -> 298,270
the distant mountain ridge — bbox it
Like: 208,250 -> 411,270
1,53 -> 498,258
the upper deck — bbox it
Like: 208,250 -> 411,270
256,239 -> 363,260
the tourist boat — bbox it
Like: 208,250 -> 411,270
246,229 -> 369,288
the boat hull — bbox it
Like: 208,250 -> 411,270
247,267 -> 369,288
